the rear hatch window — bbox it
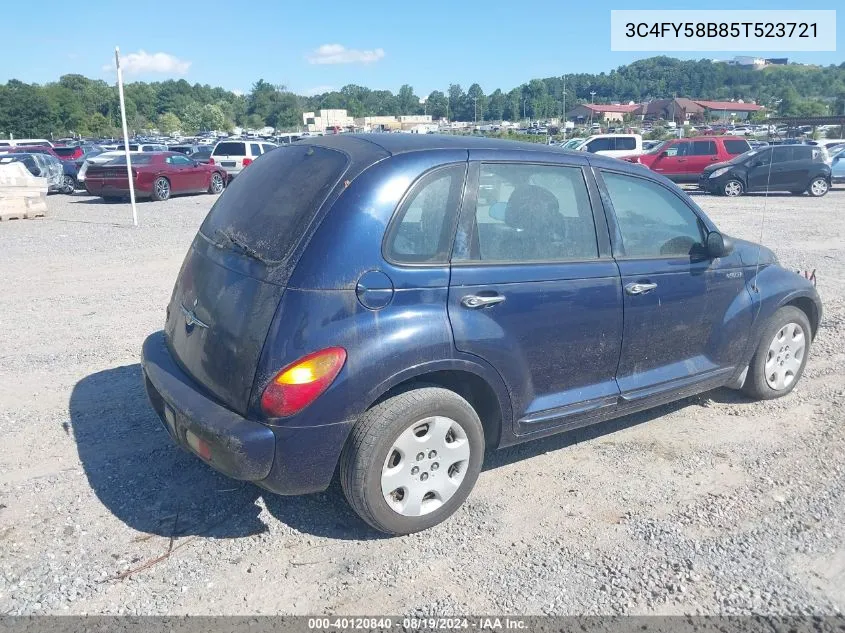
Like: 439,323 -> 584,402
199,144 -> 349,263
213,142 -> 246,156
723,139 -> 751,155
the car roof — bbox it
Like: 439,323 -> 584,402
304,132 -> 582,156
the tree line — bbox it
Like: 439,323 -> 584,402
2,56 -> 844,138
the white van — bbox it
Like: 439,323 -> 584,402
574,134 -> 643,158
0,138 -> 54,148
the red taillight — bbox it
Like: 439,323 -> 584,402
208,158 -> 214,164
260,347 -> 347,417
242,158 -> 252,167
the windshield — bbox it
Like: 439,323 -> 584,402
643,141 -> 668,155
200,144 -> 349,262
727,148 -> 761,165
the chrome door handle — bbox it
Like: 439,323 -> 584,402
461,294 -> 506,308
625,282 -> 658,295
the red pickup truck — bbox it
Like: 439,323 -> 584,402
620,136 -> 751,183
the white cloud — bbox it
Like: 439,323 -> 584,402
232,89 -> 244,96
303,85 -> 336,96
103,50 -> 191,76
306,44 -> 385,65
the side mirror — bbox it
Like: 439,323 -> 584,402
489,201 -> 507,222
706,231 -> 733,258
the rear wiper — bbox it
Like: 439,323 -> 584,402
212,229 -> 268,264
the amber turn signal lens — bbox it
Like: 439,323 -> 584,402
260,347 -> 347,417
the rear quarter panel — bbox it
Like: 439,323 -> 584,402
250,149 -> 514,433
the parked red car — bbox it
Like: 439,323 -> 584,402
84,152 -> 227,201
620,136 -> 751,183
52,146 -> 85,160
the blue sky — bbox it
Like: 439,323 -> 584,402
3,0 -> 842,96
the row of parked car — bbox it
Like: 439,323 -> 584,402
555,133 -> 843,197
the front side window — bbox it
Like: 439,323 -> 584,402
384,165 -> 464,264
455,163 -> 598,263
586,138 -> 612,152
602,171 -> 705,258
664,142 -> 689,157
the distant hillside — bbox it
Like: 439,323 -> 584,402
1,56 -> 844,138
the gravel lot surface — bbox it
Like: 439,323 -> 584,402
0,187 -> 843,616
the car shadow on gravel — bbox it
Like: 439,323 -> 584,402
70,365 -> 747,542
68,364 -> 383,542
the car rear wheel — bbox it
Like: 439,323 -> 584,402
723,179 -> 743,197
808,177 -> 829,197
743,306 -> 811,400
61,175 -> 76,195
340,386 -> 485,535
208,172 -> 224,194
152,177 -> 171,201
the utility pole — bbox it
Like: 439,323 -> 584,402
589,90 -> 596,129
473,97 -> 478,123
562,75 -> 567,140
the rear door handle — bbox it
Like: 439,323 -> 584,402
625,282 -> 658,295
461,294 -> 506,309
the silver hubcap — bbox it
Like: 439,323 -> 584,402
811,179 -> 828,196
724,181 -> 741,196
211,174 -> 223,193
381,416 -> 470,517
156,179 -> 169,198
765,322 -> 806,391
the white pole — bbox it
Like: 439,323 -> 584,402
115,47 -> 138,226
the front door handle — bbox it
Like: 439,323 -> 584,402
461,294 -> 506,309
625,282 -> 658,295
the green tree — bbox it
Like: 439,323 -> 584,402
200,104 -> 225,131
180,103 -> 203,132
157,112 -> 182,135
426,91 -> 448,120
86,112 -> 112,137
396,84 -> 420,115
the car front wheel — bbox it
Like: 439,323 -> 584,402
743,306 -> 812,400
340,386 -> 485,535
723,179 -> 743,197
808,177 -> 829,197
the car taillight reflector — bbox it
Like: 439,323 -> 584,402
242,158 -> 252,167
260,347 -> 347,417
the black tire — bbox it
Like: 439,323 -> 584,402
722,179 -> 743,197
340,386 -> 485,535
151,177 -> 171,201
807,177 -> 829,198
208,171 -> 225,194
62,175 -> 76,194
743,306 -> 812,400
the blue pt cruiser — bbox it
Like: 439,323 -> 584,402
141,134 -> 822,534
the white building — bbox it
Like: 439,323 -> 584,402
302,109 -> 355,132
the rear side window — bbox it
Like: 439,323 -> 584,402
107,155 -> 154,165
384,165 -> 465,265
200,145 -> 348,262
664,142 -> 689,157
616,137 -> 636,151
792,146 -> 812,161
261,144 -> 276,153
724,139 -> 750,155
691,141 -> 717,156
455,163 -> 598,262
250,143 -> 262,156
771,147 -> 793,163
213,142 -> 246,156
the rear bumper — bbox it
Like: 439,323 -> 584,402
141,331 -> 352,495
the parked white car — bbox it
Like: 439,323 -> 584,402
0,138 -> 54,148
573,134 -> 643,158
